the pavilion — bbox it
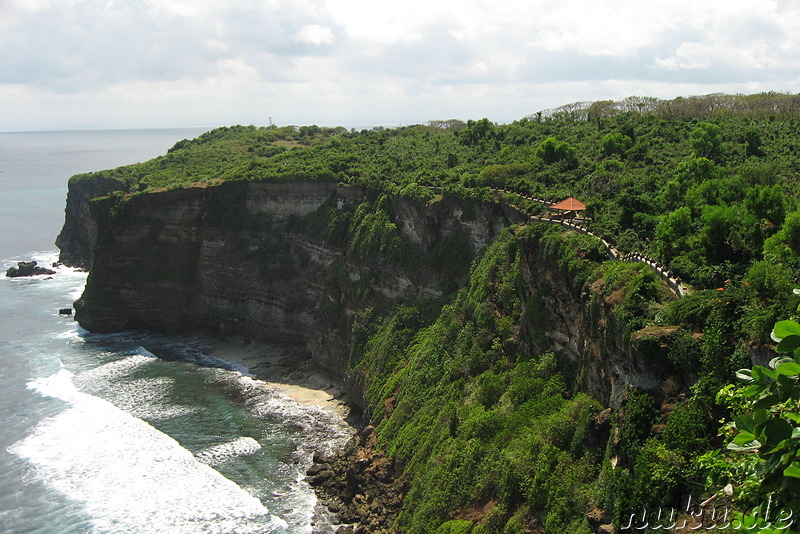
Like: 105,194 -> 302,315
548,197 -> 587,220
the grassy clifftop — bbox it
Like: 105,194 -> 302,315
73,92 -> 800,340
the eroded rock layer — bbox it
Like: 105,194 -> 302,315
68,181 -> 509,403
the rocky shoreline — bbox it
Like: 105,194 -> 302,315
56,180 -> 508,531
200,335 -> 403,532
307,426 -> 406,533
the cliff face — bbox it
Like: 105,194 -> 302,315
56,175 -> 131,269
517,236 -> 675,407
70,182 -> 509,401
62,180 -> 674,408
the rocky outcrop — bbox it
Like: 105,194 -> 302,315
6,260 -> 56,277
307,426 -> 404,533
60,178 -> 678,409
517,236 -> 677,407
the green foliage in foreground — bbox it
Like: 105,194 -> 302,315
703,317 -> 800,532
733,320 -> 800,492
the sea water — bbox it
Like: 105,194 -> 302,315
0,129 -> 353,533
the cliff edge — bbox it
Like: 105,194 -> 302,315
68,181 -> 509,402
61,179 -> 678,409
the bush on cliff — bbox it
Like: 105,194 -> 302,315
351,229 -> 606,532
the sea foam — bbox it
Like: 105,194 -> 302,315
195,436 -> 263,466
9,368 -> 284,534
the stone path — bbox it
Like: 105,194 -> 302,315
424,186 -> 689,298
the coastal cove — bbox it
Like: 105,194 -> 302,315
0,129 -> 355,534
65,179 -> 674,408
7,0 -> 800,523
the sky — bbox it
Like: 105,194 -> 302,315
1,0 -> 799,131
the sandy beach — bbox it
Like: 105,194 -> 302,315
200,334 -> 353,422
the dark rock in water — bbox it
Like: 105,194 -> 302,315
6,261 -> 35,277
59,308 -> 73,316
6,261 -> 57,278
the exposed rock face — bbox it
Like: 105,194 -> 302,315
69,181 -> 509,400
307,426 -> 404,533
517,236 -> 676,407
56,175 -> 131,269
59,178 -> 677,409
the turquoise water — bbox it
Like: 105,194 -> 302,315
0,130 -> 352,533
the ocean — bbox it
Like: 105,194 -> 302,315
0,129 -> 352,533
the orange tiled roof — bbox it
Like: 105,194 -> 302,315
550,197 -> 586,211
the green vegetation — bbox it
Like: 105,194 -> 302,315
76,93 -> 800,304
68,124 -> 346,191
73,92 -> 800,531
353,230 -> 603,532
699,317 -> 800,532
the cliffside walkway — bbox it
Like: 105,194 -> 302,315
424,186 -> 690,299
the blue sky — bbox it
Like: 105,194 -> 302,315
1,0 -> 798,131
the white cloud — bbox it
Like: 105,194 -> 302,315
652,1 -> 800,77
294,24 -> 335,45
0,0 -> 799,130
142,0 -> 228,18
206,39 -> 230,53
324,0 -> 441,44
657,42 -> 714,71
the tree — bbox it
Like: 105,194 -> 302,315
601,132 -> 633,158
763,209 -> 800,281
690,122 -> 722,161
654,206 -> 692,262
676,157 -> 719,190
459,118 -> 496,147
744,128 -> 765,157
700,204 -> 759,263
536,137 -> 578,168
298,125 -> 321,139
587,99 -> 618,127
722,319 -> 800,520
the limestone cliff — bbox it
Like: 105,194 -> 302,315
68,181 -> 509,403
56,174 -> 131,269
61,179 -> 676,409
516,234 -> 676,407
